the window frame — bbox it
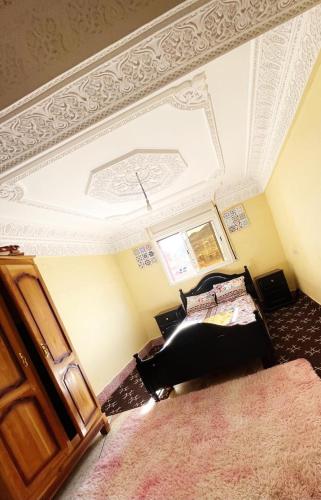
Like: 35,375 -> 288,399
149,204 -> 236,285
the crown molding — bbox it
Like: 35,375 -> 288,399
0,217 -> 113,256
0,73 -> 224,221
215,180 -> 261,211
0,72 -> 220,184
0,0 -> 199,120
102,178 -> 261,253
0,0 -> 319,173
0,177 -> 260,256
246,4 -> 321,189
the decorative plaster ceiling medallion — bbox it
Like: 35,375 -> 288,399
87,150 -> 187,203
0,0 -> 319,173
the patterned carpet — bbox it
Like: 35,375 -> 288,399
101,291 -> 321,416
101,346 -> 169,416
265,291 -> 321,376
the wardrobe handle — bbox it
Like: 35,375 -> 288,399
18,352 -> 29,368
40,343 -> 49,358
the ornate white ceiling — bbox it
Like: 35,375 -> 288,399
0,1 -> 321,255
0,0 -> 319,169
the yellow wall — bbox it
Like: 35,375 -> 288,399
116,193 -> 294,339
36,254 -> 148,395
266,53 -> 321,305
30,53 -> 321,393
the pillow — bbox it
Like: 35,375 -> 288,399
212,276 -> 247,304
186,289 -> 216,314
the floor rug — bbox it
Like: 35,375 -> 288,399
74,359 -> 321,500
265,291 -> 321,375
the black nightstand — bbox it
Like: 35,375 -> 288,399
154,305 -> 184,340
254,269 -> 292,312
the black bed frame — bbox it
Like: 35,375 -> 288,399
134,266 -> 276,401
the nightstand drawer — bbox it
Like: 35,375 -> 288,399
160,322 -> 179,340
257,271 -> 285,289
154,305 -> 184,339
155,307 -> 181,327
158,310 -> 178,324
254,269 -> 292,311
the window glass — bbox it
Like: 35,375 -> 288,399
152,207 -> 235,284
186,222 -> 223,269
157,233 -> 194,282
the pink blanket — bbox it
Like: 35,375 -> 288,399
73,359 -> 321,499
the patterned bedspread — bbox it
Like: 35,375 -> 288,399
178,293 -> 257,331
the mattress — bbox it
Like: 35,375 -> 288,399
179,293 -> 257,330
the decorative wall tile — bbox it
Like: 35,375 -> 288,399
133,243 -> 157,268
223,205 -> 250,233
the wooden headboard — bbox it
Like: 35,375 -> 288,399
179,266 -> 257,311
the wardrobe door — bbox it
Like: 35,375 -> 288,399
0,295 -> 68,500
0,265 -> 101,437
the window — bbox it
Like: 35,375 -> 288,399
150,204 -> 236,284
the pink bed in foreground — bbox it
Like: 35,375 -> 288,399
73,359 -> 321,500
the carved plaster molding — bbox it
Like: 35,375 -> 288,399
0,177 -> 261,255
87,149 -> 187,202
0,217 -> 112,256
0,73 -> 222,183
214,179 -> 261,211
1,73 -> 223,221
0,0 -> 199,119
0,0 -> 319,172
246,5 -> 321,189
0,183 -> 24,201
104,178 -> 261,252
0,73 -> 219,183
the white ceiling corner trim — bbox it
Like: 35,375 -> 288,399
246,5 -> 321,189
0,218 -> 113,256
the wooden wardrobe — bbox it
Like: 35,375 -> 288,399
0,256 -> 109,500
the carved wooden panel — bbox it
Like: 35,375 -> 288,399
63,364 -> 97,426
0,326 -> 25,398
1,264 -> 101,434
14,271 -> 71,363
0,397 -> 59,484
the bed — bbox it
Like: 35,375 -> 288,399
134,266 -> 276,400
